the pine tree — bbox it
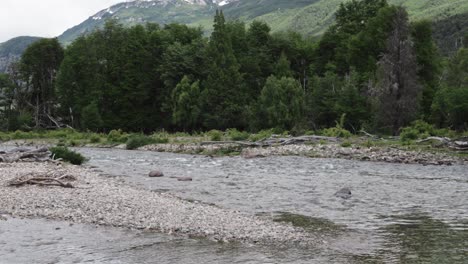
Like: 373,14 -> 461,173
200,10 -> 246,130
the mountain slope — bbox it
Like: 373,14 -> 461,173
0,36 -> 42,73
59,0 -> 468,45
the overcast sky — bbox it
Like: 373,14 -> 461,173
1,0 -> 124,43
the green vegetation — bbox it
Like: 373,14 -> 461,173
273,212 -> 344,232
1,0 -> 467,143
49,146 -> 86,165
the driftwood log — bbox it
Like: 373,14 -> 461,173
8,172 -> 76,188
417,137 -> 468,151
201,135 -> 339,147
0,147 -> 51,163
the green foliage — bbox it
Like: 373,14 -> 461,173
125,134 -> 156,150
431,48 -> 468,130
80,102 -> 103,132
50,146 -> 86,165
171,76 -> 201,130
248,129 -> 274,142
20,38 -> 64,128
107,129 -> 129,143
340,141 -> 352,148
226,128 -> 250,141
207,129 -> 223,141
89,134 -> 101,143
150,131 -> 170,144
258,76 -> 305,130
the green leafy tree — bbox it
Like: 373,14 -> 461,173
171,76 -> 201,131
431,48 -> 468,130
258,76 -> 305,130
307,72 -> 342,129
19,38 -> 64,128
80,102 -> 103,132
411,20 -> 442,119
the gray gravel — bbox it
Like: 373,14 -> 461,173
0,162 -> 318,246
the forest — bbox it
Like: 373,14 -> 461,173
0,0 -> 467,136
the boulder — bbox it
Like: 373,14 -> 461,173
335,187 -> 352,199
148,170 -> 164,178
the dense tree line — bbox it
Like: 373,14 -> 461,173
1,0 -> 467,134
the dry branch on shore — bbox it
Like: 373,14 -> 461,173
8,172 -> 76,188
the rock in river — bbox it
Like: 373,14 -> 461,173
335,187 -> 352,199
149,170 -> 164,177
176,177 -> 192,182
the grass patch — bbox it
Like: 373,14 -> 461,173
273,212 -> 344,232
50,146 -> 86,165
126,134 -> 156,150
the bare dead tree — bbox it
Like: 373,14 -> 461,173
374,7 -> 422,135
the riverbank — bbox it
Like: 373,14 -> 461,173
0,161 -> 318,246
1,137 -> 466,166
141,142 -> 465,165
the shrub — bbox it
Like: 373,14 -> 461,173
107,129 -> 128,143
321,127 -> 352,138
50,146 -> 86,165
249,129 -> 274,142
400,127 -> 419,142
126,134 -> 155,150
89,134 -> 101,143
226,128 -> 249,141
207,130 -> 223,141
150,131 -> 170,144
341,141 -> 352,148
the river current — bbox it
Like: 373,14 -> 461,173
1,147 -> 467,263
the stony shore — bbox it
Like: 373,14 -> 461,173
0,161 -> 318,246
141,142 -> 466,166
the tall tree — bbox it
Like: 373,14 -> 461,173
258,76 -> 305,130
20,38 -> 64,128
411,20 -> 442,119
171,76 -> 201,131
200,10 -> 246,130
374,7 -> 422,135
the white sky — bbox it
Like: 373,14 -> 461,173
1,0 -> 123,43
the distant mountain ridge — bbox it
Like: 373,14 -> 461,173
1,0 -> 467,73
58,0 -> 468,45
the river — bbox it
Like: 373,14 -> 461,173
1,147 -> 467,263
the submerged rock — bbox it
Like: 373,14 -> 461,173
335,187 -> 352,199
149,170 -> 164,177
176,176 -> 192,182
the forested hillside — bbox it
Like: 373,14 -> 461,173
1,0 -> 467,135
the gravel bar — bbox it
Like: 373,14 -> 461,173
0,162 -> 318,246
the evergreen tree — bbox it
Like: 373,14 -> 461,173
80,102 -> 103,132
200,10 -> 246,130
374,8 -> 422,135
411,20 -> 442,120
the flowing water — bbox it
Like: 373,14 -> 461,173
1,147 -> 467,263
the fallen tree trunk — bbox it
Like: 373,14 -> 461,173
0,147 -> 51,163
8,173 -> 76,188
200,135 -> 339,148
